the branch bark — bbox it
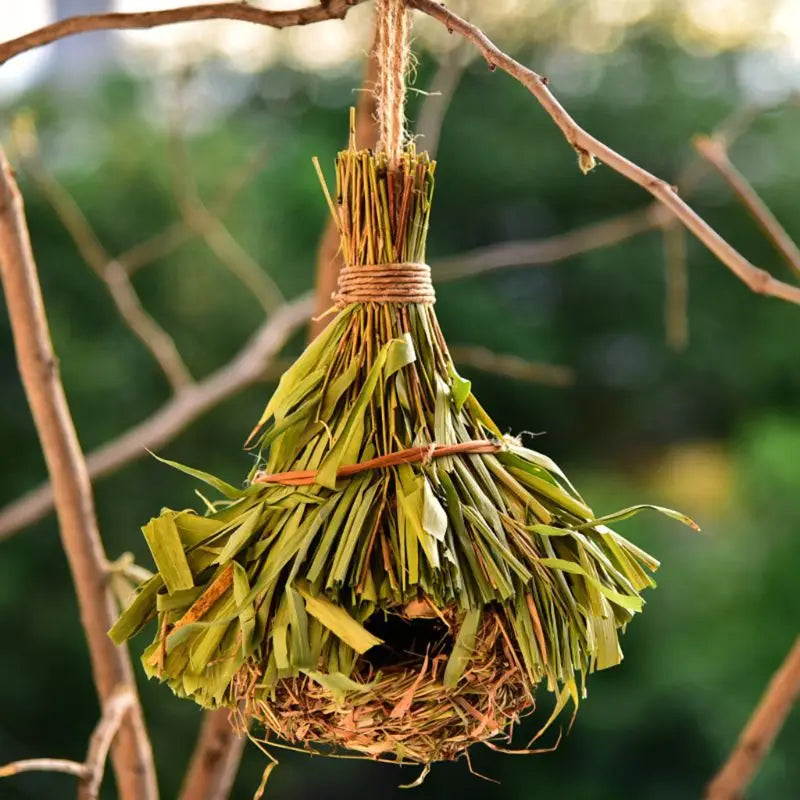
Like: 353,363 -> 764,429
0,149 -> 158,799
706,636 -> 800,800
178,710 -> 246,800
0,0 -> 370,66
13,131 -> 193,391
408,0 -> 800,306
0,293 -> 313,539
694,135 -> 800,281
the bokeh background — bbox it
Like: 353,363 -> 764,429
1,1 -> 799,798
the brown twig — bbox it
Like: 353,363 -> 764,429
0,293 -> 313,540
167,96 -> 285,313
179,709 -> 245,800
434,205 -> 666,282
0,0 -> 370,66
414,43 -> 473,158
408,0 -> 800,306
706,636 -> 800,800
80,686 -> 137,800
119,141 -> 271,276
448,346 -> 574,387
1,686 -> 137,798
694,135 -> 800,281
0,149 -> 158,799
11,126 -> 193,391
662,220 -> 689,351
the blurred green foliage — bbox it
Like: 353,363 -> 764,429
0,26 -> 798,800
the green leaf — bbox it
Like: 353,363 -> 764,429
142,514 -> 194,594
150,454 -> 241,499
538,558 -> 644,612
108,574 -> 163,644
297,585 -> 382,654
447,362 -> 471,411
575,504 -> 700,532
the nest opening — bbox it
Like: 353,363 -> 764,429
362,610 -> 452,671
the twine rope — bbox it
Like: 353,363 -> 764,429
334,262 -> 435,306
252,440 -> 502,487
376,0 -> 410,168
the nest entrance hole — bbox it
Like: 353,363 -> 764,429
361,610 -> 453,671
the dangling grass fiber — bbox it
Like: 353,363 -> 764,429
110,122 -> 697,770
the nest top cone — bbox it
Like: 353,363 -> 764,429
111,134 -> 696,769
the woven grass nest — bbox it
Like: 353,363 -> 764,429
110,132 -> 696,772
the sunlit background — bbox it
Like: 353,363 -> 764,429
1,1 -> 798,799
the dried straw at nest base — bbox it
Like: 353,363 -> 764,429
109,132 -> 697,773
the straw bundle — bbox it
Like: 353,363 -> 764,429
110,129 -> 696,769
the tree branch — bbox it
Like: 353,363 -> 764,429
0,292 -> 312,540
0,148 -> 158,799
80,686 -> 137,800
706,636 -> 800,800
0,0 -> 370,67
12,126 -> 193,391
1,685 -> 137,799
179,709 -> 246,800
408,0 -> 800,305
448,345 -> 574,387
434,205 -> 666,282
694,135 -> 800,281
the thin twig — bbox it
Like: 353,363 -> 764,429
449,345 -> 574,387
0,148 -> 158,800
694,135 -> 800,281
0,293 -> 313,540
434,205 -> 666,282
11,126 -> 193,390
414,43 -> 473,158
167,96 -> 285,313
0,0 -> 370,66
0,759 -> 88,779
0,686 -> 137,799
706,636 -> 800,800
662,220 -> 689,351
178,709 -> 245,800
408,0 -> 800,305
80,687 -> 137,800
117,141 -> 271,276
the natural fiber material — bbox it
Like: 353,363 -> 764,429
110,138 -> 696,773
334,263 -> 435,306
376,0 -> 410,166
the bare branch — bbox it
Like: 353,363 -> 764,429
118,142 -> 271,277
414,43 -> 473,158
11,126 -> 193,390
80,686 -> 136,800
706,636 -> 800,800
1,685 -> 137,798
0,759 -> 88,780
167,104 -> 285,314
0,0 -> 370,67
179,709 -> 246,800
311,14 -> 381,335
0,148 -> 158,799
662,220 -> 689,351
0,293 -> 313,540
694,135 -> 800,281
449,345 -> 574,387
409,0 -> 800,306
434,205 -> 665,282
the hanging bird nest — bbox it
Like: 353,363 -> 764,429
110,132 -> 696,772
